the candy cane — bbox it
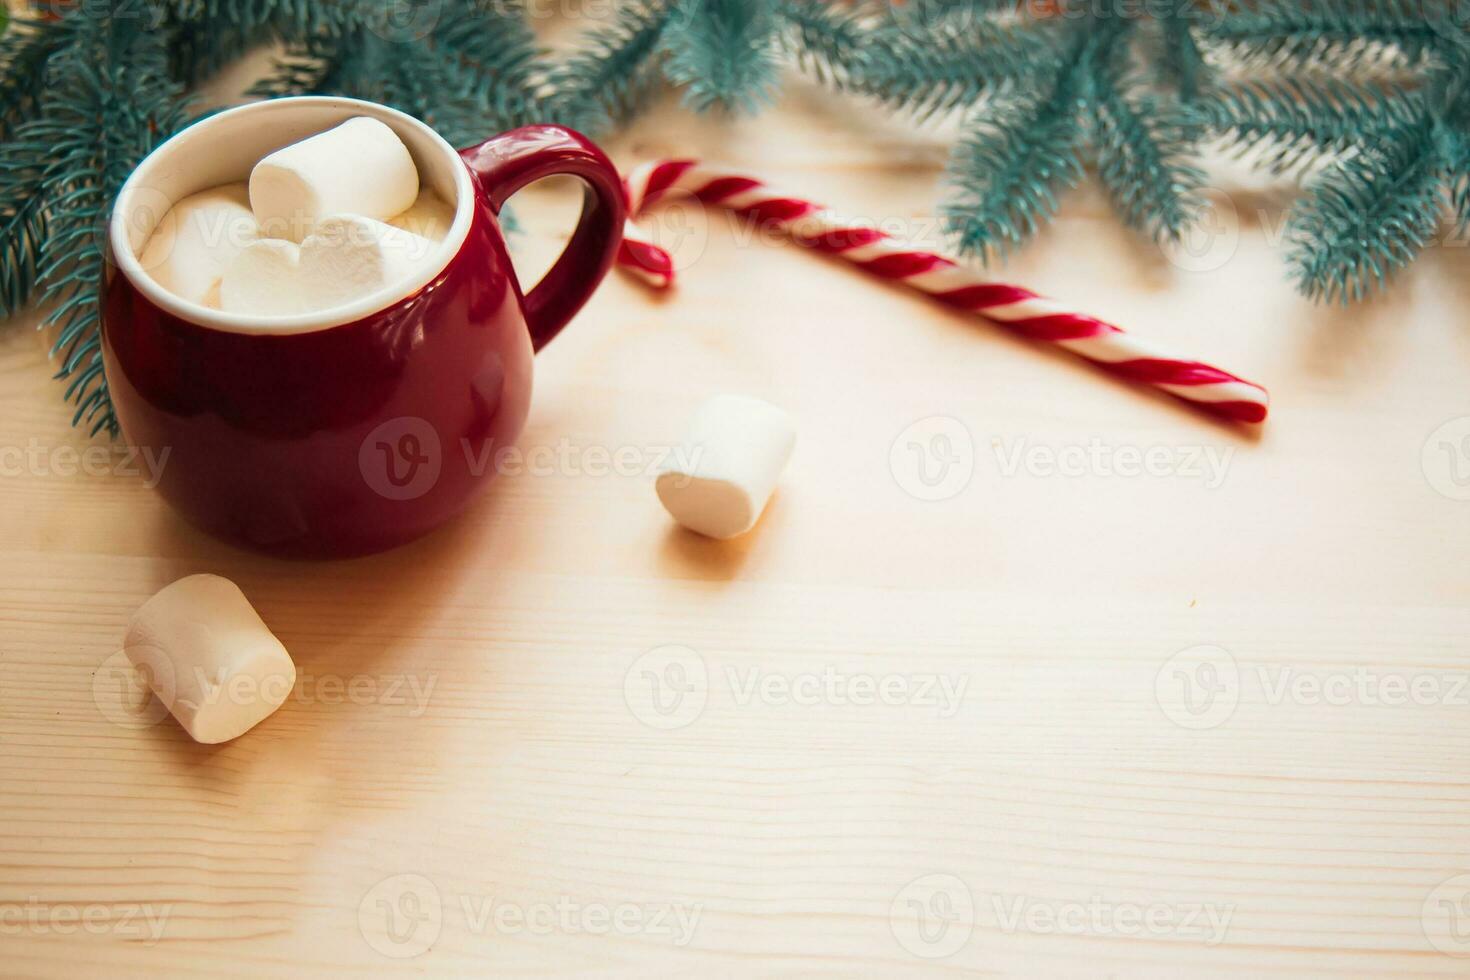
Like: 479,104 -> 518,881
617,160 -> 1269,424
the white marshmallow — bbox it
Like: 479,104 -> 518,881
138,183 -> 258,304
219,214 -> 434,318
123,574 -> 296,744
656,395 -> 796,539
218,238 -> 305,316
302,214 -> 436,309
250,117 -> 419,242
387,189 -> 455,242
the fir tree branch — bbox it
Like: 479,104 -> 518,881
943,32 -> 1092,258
433,0 -> 542,126
1191,76 -> 1423,174
3,4 -> 194,434
164,0 -> 372,84
661,0 -> 782,114
254,1 -> 539,146
1088,45 -> 1204,242
885,0 -> 1022,34
250,45 -> 331,98
542,0 -> 674,134
166,6 -> 283,86
255,31 -> 475,146
167,0 -> 369,35
858,16 -> 1066,121
0,15 -> 72,143
1453,170 -> 1470,235
775,0 -> 866,88
1204,0 -> 1458,73
1152,5 -> 1209,100
1428,67 -> 1470,235
0,176 -> 47,319
1289,116 -> 1448,302
0,13 -> 59,315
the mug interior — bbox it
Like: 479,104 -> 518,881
110,97 -> 476,336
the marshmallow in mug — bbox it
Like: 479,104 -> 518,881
138,114 -> 452,313
220,214 -> 437,317
656,395 -> 796,539
249,117 -> 420,242
137,185 -> 258,305
387,190 -> 456,242
123,574 -> 296,744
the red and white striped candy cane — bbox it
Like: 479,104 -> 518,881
617,159 -> 1269,424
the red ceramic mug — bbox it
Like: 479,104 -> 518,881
105,97 -> 625,558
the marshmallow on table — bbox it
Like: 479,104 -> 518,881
656,395 -> 796,539
138,183 -> 257,305
250,117 -> 419,242
124,574 -> 296,744
219,214 -> 434,317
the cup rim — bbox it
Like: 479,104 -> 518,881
109,96 -> 475,337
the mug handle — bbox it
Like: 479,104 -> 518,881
460,125 -> 627,352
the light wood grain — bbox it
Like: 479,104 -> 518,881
3,67 -> 1470,977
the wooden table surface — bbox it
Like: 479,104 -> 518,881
5,73 -> 1470,978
